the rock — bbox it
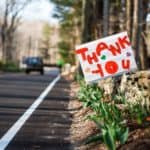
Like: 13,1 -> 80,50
136,71 -> 150,78
140,71 -> 150,78
142,91 -> 149,97
138,78 -> 150,89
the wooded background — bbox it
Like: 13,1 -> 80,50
51,0 -> 150,70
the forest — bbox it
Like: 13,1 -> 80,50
51,0 -> 150,70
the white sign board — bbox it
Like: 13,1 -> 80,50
75,32 -> 137,83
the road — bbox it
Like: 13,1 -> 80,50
0,69 -> 73,150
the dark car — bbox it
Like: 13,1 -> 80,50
24,57 -> 44,75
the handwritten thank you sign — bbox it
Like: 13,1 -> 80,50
75,32 -> 137,83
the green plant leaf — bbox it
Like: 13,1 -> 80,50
102,127 -> 116,150
85,134 -> 103,144
119,128 -> 129,144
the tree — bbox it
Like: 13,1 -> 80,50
51,0 -> 149,70
0,0 -> 32,63
103,0 -> 109,36
40,23 -> 51,60
81,0 -> 103,42
81,0 -> 93,43
126,0 -> 133,39
50,0 -> 82,64
140,0 -> 149,69
131,0 -> 140,68
131,0 -> 149,69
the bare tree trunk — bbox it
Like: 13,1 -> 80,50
126,0 -> 133,40
132,0 -> 148,69
81,0 -> 94,43
94,0 -> 103,38
103,0 -> 109,36
140,0 -> 149,69
109,2 -> 120,34
119,0 -> 126,31
6,33 -> 14,61
132,0 -> 141,69
1,39 -> 7,63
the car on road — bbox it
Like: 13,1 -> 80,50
24,57 -> 44,75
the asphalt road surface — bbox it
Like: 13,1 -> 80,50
0,69 -> 73,150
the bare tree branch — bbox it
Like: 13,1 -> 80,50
0,0 -> 32,62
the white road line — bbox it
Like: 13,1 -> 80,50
0,75 -> 61,150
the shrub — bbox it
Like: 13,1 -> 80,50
0,61 -> 21,72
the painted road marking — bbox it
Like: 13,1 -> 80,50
0,75 -> 60,150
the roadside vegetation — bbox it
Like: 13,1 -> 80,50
72,71 -> 150,150
0,61 -> 22,72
